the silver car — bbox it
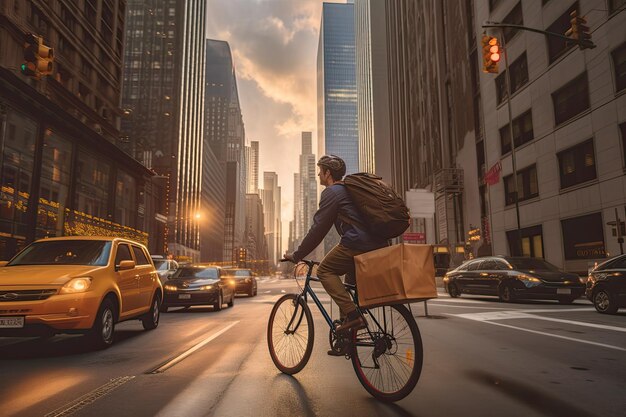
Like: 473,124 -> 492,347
153,258 -> 179,283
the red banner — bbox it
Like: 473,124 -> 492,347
403,232 -> 426,243
484,162 -> 502,186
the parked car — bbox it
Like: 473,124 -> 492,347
0,237 -> 163,349
586,255 -> 626,314
161,264 -> 235,312
152,257 -> 179,283
223,268 -> 257,296
443,256 -> 585,304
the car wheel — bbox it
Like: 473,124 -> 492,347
447,283 -> 460,298
227,291 -> 235,307
214,292 -> 223,311
86,298 -> 116,349
142,294 -> 161,330
253,287 -> 257,297
159,304 -> 169,313
499,283 -> 515,303
593,288 -> 618,314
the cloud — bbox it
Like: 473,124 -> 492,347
206,0 -> 344,251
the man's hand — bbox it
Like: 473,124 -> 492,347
283,252 -> 295,262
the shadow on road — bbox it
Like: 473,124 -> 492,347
466,369 -> 596,417
271,373 -> 317,417
0,329 -> 145,359
367,397 -> 422,417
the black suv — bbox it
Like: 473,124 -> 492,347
587,255 -> 626,314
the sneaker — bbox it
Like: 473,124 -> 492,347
327,348 -> 344,357
335,312 -> 366,334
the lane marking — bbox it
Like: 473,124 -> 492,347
149,321 -> 239,374
470,320 -> 626,352
428,303 -> 509,310
263,290 -> 271,294
526,316 -> 626,332
44,376 -> 135,417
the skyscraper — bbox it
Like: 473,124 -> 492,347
354,0 -> 392,182
246,141 -> 259,194
205,39 -> 247,264
317,1 -> 358,175
262,172 -> 281,265
123,0 -> 207,261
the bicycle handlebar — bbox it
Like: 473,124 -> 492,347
280,258 -> 320,267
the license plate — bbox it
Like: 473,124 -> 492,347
178,294 -> 191,299
557,288 -> 571,295
0,316 -> 24,328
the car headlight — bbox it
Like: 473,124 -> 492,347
164,284 -> 178,291
517,274 -> 541,288
60,277 -> 92,294
229,280 -> 236,286
443,276 -> 449,283
201,285 -> 214,290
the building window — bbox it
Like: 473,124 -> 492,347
495,53 -> 529,104
504,164 -> 538,205
476,140 -> 485,178
561,213 -> 605,260
546,2 -> 577,64
612,42 -> 626,92
502,2 -> 523,43
500,109 -> 534,154
552,72 -> 590,125
506,225 -> 543,257
557,139 -> 596,189
75,151 -> 110,219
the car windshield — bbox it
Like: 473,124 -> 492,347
508,258 -> 559,272
7,240 -> 112,266
172,267 -> 218,279
154,260 -> 168,270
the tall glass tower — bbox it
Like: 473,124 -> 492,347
317,1 -> 358,175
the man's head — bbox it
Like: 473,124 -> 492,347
317,155 -> 346,186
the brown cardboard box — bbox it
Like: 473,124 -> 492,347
355,244 -> 437,308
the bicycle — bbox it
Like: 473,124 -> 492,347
267,259 -> 423,402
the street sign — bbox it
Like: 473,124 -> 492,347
403,232 -> 425,243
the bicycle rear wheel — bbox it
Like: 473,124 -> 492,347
267,293 -> 314,375
351,304 -> 423,402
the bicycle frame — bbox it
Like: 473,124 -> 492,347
285,261 -> 384,343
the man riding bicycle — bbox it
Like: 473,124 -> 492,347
283,155 -> 388,349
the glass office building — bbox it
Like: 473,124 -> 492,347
317,1 -> 358,175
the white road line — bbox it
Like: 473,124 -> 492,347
263,290 -> 271,294
44,376 -> 135,417
528,316 -> 626,332
150,321 -> 239,373
428,303 -> 509,310
473,320 -> 626,352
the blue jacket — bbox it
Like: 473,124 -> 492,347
293,183 -> 388,262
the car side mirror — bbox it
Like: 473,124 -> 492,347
0,261 -> 8,267
117,260 -> 136,271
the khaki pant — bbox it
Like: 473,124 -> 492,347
316,244 -> 366,317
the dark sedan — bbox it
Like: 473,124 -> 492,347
223,268 -> 257,296
586,255 -> 626,314
160,265 -> 235,312
444,256 -> 585,304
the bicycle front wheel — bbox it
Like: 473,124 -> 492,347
267,293 -> 314,375
351,304 -> 423,402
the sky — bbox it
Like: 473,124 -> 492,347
206,0 -> 344,252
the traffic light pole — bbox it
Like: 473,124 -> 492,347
482,22 -> 595,49
500,31 -> 523,256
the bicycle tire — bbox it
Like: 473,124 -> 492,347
351,304 -> 423,402
267,293 -> 315,375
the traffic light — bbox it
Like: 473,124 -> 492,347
481,35 -> 500,74
565,10 -> 594,50
21,33 -> 54,79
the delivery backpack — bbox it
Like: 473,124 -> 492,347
340,172 -> 410,239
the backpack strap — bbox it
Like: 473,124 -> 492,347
335,182 -> 367,230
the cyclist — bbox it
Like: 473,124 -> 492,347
283,155 -> 388,351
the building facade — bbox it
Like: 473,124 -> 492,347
474,0 -> 626,273
123,0 -> 207,261
317,1 -> 359,175
246,140 -> 259,194
0,0 -> 155,259
205,39 -> 247,264
261,171 -> 282,266
354,0 -> 392,182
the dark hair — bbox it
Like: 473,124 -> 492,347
317,155 -> 346,180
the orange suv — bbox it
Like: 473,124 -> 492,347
0,236 -> 163,349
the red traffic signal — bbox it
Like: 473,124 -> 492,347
481,35 -> 500,73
